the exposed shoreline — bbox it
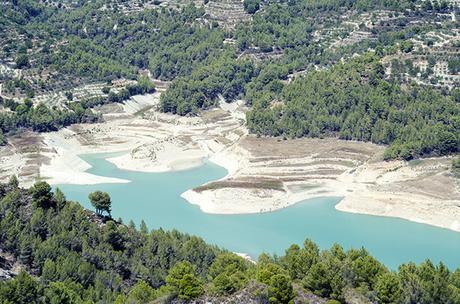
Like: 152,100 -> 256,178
1,94 -> 459,234
179,138 -> 460,233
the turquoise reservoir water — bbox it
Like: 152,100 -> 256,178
56,153 -> 460,270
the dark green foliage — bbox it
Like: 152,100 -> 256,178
399,40 -> 414,53
0,183 -> 221,303
0,184 -> 459,303
30,181 -> 53,209
160,56 -> 255,115
268,274 -> 295,304
0,100 -> 101,144
209,253 -> 249,295
243,0 -> 260,14
2,79 -> 35,99
0,130 -> 5,146
64,91 -> 73,101
107,77 -> 155,103
448,59 -> 460,75
0,271 -> 41,304
53,188 -> 66,210
43,281 -> 83,304
7,175 -> 19,189
88,191 -> 111,216
166,261 -> 204,300
4,2 -> 219,82
15,54 -> 30,69
125,280 -> 156,303
375,272 -> 403,303
247,55 -> 460,159
140,219 -> 149,234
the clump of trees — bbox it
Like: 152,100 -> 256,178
15,54 -> 30,69
243,0 -> 261,14
88,190 -> 112,216
160,56 -> 255,115
1,181 -> 460,303
0,130 -> 5,146
246,55 -> 460,160
0,75 -> 155,145
0,99 -> 100,145
108,76 -> 156,103
0,180 -> 221,303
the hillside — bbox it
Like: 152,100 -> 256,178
1,181 -> 460,303
1,0 -> 458,161
0,1 -> 460,303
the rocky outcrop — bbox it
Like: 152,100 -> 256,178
0,253 -> 17,281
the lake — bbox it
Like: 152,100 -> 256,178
56,152 -> 460,270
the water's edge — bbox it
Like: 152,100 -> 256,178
55,152 -> 460,270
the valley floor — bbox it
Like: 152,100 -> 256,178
1,94 -> 459,232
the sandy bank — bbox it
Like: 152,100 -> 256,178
40,131 -> 130,185
2,92 -> 459,234
180,137 -> 460,233
106,142 -> 207,173
36,96 -> 247,185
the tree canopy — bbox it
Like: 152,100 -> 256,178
0,182 -> 460,303
88,190 -> 112,216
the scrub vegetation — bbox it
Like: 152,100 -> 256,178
1,181 -> 460,303
1,0 -> 458,159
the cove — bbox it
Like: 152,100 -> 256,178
56,152 -> 460,270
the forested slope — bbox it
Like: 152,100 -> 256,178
2,0 -> 458,159
1,180 -> 460,303
247,55 -> 460,160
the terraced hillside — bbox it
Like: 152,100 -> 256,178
183,134 -> 460,232
0,132 -> 50,186
204,0 -> 251,28
185,137 -> 383,213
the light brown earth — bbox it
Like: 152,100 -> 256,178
0,93 -> 459,232
183,136 -> 460,234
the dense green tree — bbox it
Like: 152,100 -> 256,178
268,274 -> 295,304
243,0 -> 260,14
166,261 -> 204,300
139,219 -> 149,234
247,55 -> 460,159
44,281 -> 83,304
0,271 -> 41,304
15,54 -> 30,69
257,263 -> 288,285
0,130 -> 5,146
375,272 -> 403,303
303,262 -> 332,297
125,280 -> 156,303
400,40 -> 414,53
103,220 -> 125,251
88,191 -> 111,216
53,188 -> 66,210
209,253 -> 249,295
8,175 -> 19,189
30,181 -> 53,209
178,273 -> 205,300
